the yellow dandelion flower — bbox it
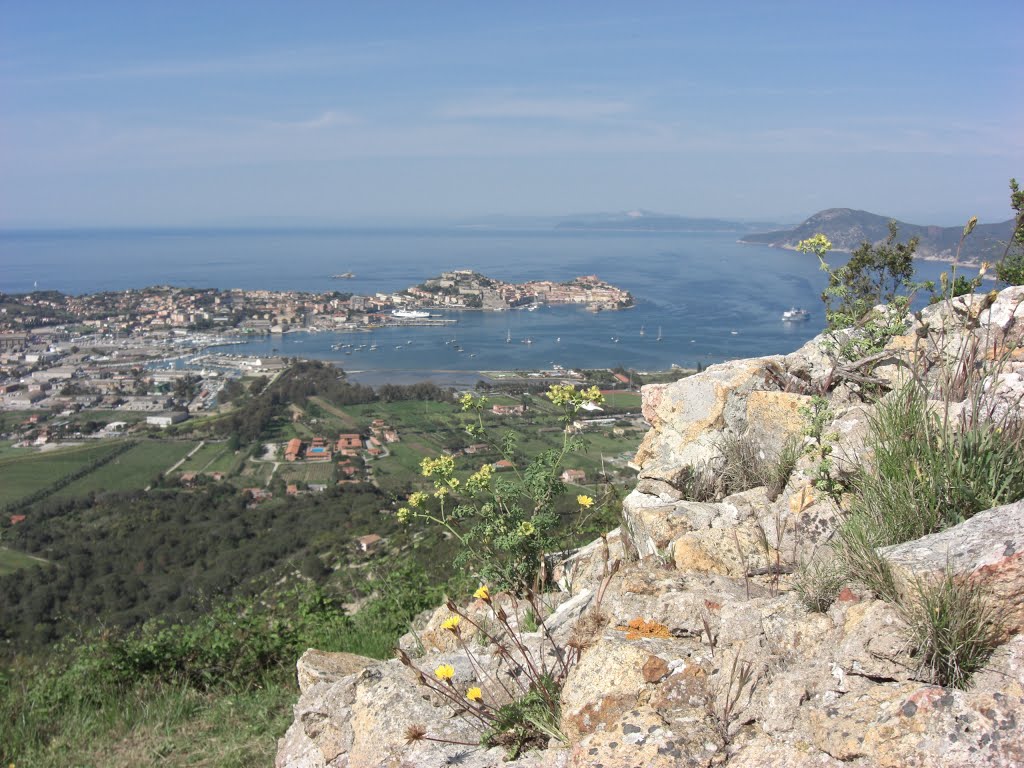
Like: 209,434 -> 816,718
577,494 -> 594,509
434,663 -> 455,681
441,615 -> 461,632
466,687 -> 483,702
473,585 -> 490,601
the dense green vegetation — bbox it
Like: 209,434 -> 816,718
0,359 -> 641,764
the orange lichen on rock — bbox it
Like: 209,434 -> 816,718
615,617 -> 671,640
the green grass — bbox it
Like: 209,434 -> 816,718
175,441 -> 230,473
236,460 -> 275,487
0,442 -> 125,507
0,546 -> 48,575
52,441 -> 197,499
279,461 -> 336,486
600,390 -> 642,409
203,446 -> 245,475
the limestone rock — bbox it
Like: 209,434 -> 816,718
634,357 -> 784,478
728,737 -> 848,767
296,649 -> 376,694
744,390 -> 813,456
550,528 -> 624,596
569,706 -> 717,768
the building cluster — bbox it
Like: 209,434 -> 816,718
279,419 -> 401,483
0,272 -> 632,369
406,271 -> 633,311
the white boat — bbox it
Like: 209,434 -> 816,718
782,307 -> 810,322
392,309 -> 431,319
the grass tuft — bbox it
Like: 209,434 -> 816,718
793,555 -> 848,613
901,571 -> 1004,689
838,381 -> 1024,597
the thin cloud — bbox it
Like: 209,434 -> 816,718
439,98 -> 632,121
32,46 -> 389,83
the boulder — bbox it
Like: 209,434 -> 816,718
634,357 -> 784,481
880,500 -> 1024,638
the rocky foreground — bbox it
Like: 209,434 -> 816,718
277,287 -> 1024,768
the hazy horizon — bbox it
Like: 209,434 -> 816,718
2,1 -> 1021,229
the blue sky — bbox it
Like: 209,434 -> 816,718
1,1 -> 1021,227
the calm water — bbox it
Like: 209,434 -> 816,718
0,227 -> 951,380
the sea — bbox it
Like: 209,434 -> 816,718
0,227 -> 953,386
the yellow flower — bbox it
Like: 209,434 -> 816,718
459,392 -> 475,410
434,663 -> 455,681
517,521 -> 536,537
466,687 -> 483,702
441,615 -> 461,633
408,491 -> 428,508
447,477 -> 460,489
473,585 -> 490,601
434,486 -> 449,498
397,507 -> 410,523
577,494 -> 594,509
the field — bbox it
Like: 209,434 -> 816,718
0,546 -> 48,576
600,390 -> 642,409
0,442 -> 125,507
52,440 -> 197,499
174,441 -> 234,474
278,461 -> 336,487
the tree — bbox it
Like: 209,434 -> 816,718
797,225 -> 919,366
995,178 -> 1024,287
822,222 -> 917,330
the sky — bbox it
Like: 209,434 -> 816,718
1,1 -> 1021,228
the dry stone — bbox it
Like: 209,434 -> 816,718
634,356 -> 784,481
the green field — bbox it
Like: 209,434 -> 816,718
175,441 -> 232,474
279,461 -> 336,487
52,441 -> 197,499
600,390 -> 642,409
0,442 -> 125,507
0,546 -> 47,576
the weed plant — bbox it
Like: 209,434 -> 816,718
793,555 -> 847,613
837,381 -> 1024,600
902,571 -> 1004,689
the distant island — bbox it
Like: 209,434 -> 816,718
741,208 -> 1015,264
554,209 -> 768,233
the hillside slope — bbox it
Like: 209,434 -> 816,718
278,285 -> 1024,768
742,207 -> 1014,262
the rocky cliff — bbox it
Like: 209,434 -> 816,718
277,286 -> 1024,768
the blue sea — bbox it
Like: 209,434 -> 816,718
0,227 -> 952,384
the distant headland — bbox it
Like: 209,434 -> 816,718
740,207 -> 1015,265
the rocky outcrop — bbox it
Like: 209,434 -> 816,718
277,287 -> 1024,768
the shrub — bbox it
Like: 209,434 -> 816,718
401,386 -> 611,593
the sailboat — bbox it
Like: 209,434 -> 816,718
656,326 -> 663,341
640,325 -> 645,336
506,329 -> 512,343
